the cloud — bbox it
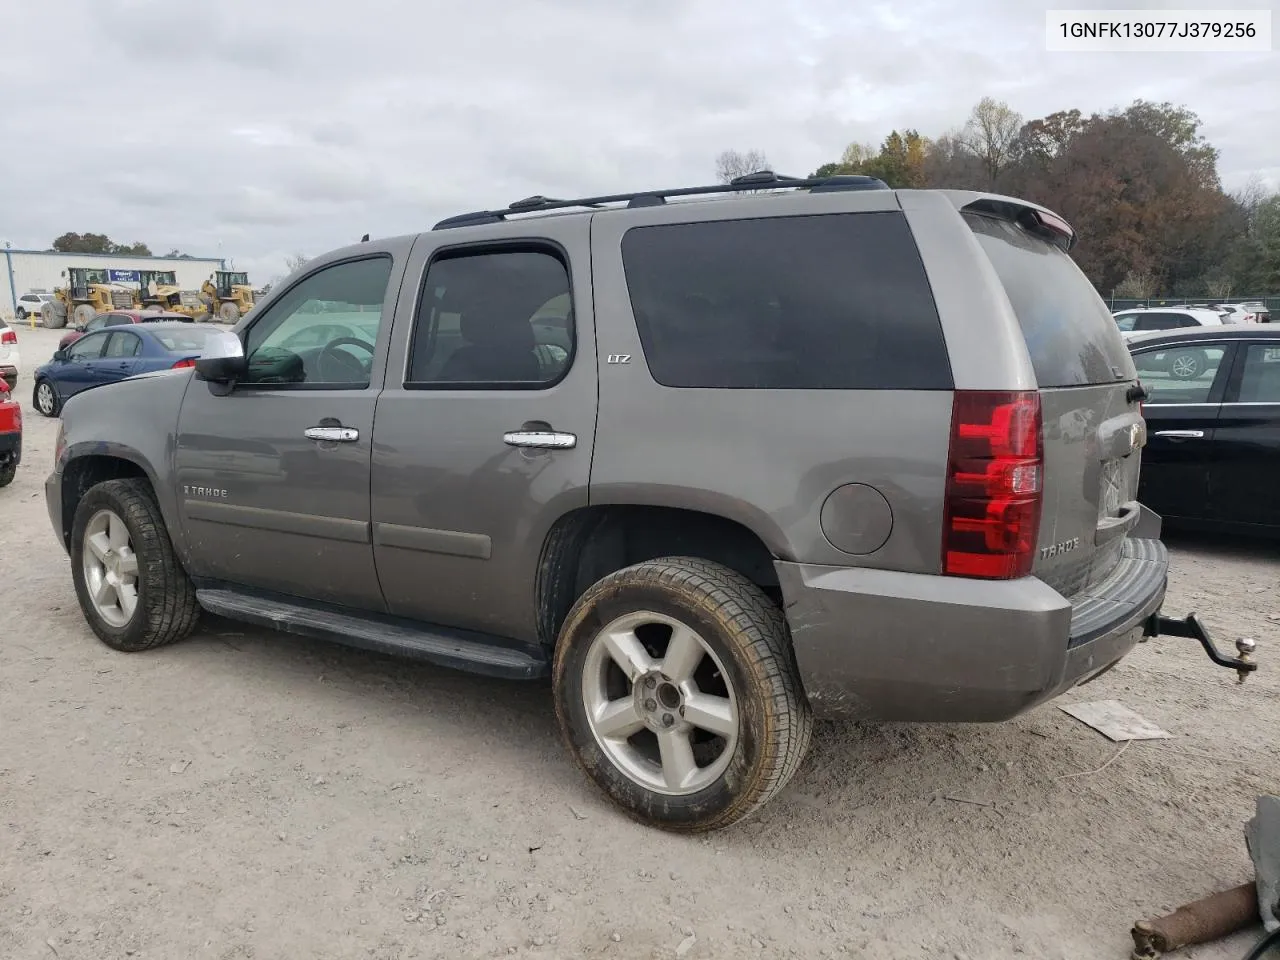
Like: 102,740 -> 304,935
2,0 -> 1275,278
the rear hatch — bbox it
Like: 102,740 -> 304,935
964,209 -> 1143,599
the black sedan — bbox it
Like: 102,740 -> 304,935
1128,325 -> 1280,534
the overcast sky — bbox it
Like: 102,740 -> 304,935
3,0 -> 1276,281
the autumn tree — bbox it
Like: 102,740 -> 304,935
920,132 -> 986,189
808,131 -> 929,188
807,97 -> 1269,297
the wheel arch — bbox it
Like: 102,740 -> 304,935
535,504 -> 782,649
58,451 -> 156,551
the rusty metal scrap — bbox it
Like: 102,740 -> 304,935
1130,882 -> 1260,959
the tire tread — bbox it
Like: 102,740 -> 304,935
72,478 -> 200,651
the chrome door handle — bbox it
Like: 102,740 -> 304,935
503,430 -> 577,450
1154,430 -> 1205,440
304,426 -> 359,442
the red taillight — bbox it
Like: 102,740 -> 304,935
171,357 -> 197,369
0,329 -> 16,345
942,390 -> 1043,579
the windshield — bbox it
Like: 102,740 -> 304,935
223,272 -> 248,286
1114,313 -> 1139,332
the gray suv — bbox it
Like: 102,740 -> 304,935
45,173 -> 1234,831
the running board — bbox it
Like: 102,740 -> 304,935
195,587 -> 549,680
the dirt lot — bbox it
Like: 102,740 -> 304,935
2,322 -> 1277,960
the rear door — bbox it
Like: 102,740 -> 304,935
963,211 -> 1143,598
1210,341 -> 1280,528
1129,338 -> 1234,521
370,218 -> 597,642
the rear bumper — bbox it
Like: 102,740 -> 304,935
777,536 -> 1168,721
0,430 -> 20,464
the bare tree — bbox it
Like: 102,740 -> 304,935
960,97 -> 1023,186
1232,174 -> 1269,223
283,253 -> 309,274
714,149 -> 771,184
1205,274 -> 1234,299
1113,270 -> 1159,299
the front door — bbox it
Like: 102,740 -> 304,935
57,330 -> 112,400
93,330 -> 143,383
1210,341 -> 1280,528
1131,339 -> 1233,521
174,247 -> 409,610
371,218 -> 597,642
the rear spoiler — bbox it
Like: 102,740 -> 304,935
948,193 -> 1077,252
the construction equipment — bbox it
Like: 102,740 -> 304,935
41,268 -> 134,330
200,271 -> 255,324
137,270 -> 181,311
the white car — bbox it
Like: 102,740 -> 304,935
0,317 -> 20,390
14,292 -> 54,322
1113,306 -> 1224,339
1215,303 -> 1262,324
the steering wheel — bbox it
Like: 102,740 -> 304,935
283,323 -> 352,351
317,337 -> 375,382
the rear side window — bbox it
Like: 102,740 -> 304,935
965,213 -> 1131,387
406,247 -> 573,388
620,212 -> 952,390
1237,345 -> 1280,403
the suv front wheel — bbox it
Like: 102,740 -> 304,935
70,478 -> 201,652
553,557 -> 812,831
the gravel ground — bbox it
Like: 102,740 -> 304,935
2,323 -> 1278,960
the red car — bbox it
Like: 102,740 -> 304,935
57,309 -> 192,350
0,376 -> 21,488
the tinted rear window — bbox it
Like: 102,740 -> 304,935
964,212 -> 1131,387
620,212 -> 952,390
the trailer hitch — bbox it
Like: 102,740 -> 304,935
1145,612 -> 1258,683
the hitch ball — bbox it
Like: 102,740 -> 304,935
1235,637 -> 1258,684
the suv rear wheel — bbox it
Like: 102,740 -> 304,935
553,557 -> 812,831
70,478 -> 200,652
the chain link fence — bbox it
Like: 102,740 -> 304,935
1106,295 -> 1278,315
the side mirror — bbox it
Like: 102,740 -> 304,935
194,329 -> 248,384
52,348 -> 68,362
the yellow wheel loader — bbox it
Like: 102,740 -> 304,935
137,270 -> 182,311
41,268 -> 134,330
200,271 -> 255,324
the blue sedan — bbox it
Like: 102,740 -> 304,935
33,322 -> 220,418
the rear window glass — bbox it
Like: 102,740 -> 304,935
152,327 -> 218,352
964,212 -> 1132,387
620,212 -> 953,390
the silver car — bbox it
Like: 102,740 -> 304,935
45,173 -> 1254,831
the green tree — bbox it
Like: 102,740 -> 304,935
50,232 -> 153,256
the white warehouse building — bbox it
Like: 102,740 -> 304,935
2,248 -> 225,321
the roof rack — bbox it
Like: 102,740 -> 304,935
432,171 -> 890,230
